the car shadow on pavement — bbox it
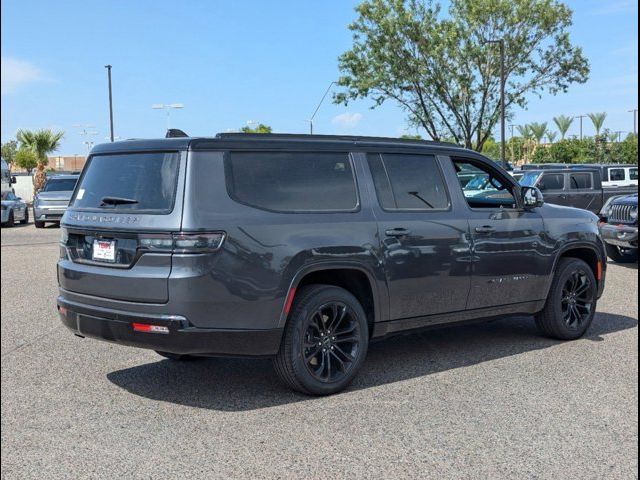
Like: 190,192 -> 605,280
107,312 -> 637,412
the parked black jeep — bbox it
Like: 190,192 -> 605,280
599,194 -> 638,263
58,134 -> 607,395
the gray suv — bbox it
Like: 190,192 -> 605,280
33,174 -> 79,228
58,134 -> 607,395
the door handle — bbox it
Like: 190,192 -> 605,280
385,228 -> 411,237
474,225 -> 495,234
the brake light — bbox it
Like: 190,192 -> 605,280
138,232 -> 225,253
132,323 -> 169,334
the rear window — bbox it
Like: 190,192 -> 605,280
368,153 -> 449,210
44,177 -> 78,192
609,169 -> 625,181
72,152 -> 181,213
225,151 -> 358,212
630,168 -> 638,181
569,173 -> 592,190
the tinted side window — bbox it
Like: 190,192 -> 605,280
540,173 -> 565,190
225,151 -> 357,212
367,153 -> 449,210
631,168 -> 638,180
569,173 -> 593,190
609,169 -> 625,181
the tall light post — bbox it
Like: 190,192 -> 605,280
575,114 -> 587,140
73,124 -> 98,153
308,81 -> 336,135
629,108 -> 638,136
104,65 -> 114,142
152,103 -> 184,131
614,130 -> 625,143
486,39 -> 506,163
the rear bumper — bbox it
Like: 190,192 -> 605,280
57,296 -> 283,357
600,223 -> 638,249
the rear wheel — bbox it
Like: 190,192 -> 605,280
20,208 -> 29,224
273,284 -> 369,396
535,258 -> 597,340
605,243 -> 638,263
5,211 -> 15,227
34,220 -> 45,228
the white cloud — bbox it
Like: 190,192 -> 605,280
1,57 -> 47,94
331,112 -> 363,129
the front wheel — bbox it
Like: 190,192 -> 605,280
605,244 -> 638,263
20,208 -> 29,224
34,220 -> 45,229
273,284 -> 369,396
535,258 -> 597,340
5,211 -> 15,227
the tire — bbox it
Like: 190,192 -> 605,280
5,210 -> 14,227
34,220 -> 45,229
20,208 -> 29,224
605,243 -> 638,263
273,284 -> 369,396
155,351 -> 196,361
535,258 -> 597,340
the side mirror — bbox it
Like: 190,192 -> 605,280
10,176 -> 17,184
522,186 -> 544,209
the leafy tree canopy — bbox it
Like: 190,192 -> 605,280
1,140 -> 18,166
16,128 -> 64,165
335,0 -> 589,151
14,149 -> 39,172
241,124 -> 273,134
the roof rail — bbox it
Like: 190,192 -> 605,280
214,132 -> 460,148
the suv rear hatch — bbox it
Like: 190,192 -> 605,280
58,150 -> 186,303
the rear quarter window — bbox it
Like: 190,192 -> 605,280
224,151 -> 358,212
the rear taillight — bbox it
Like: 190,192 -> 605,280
138,232 -> 225,253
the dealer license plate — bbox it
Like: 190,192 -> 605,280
92,239 -> 116,262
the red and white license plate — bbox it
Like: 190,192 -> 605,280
92,239 -> 116,262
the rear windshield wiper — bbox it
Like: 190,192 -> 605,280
100,196 -> 139,207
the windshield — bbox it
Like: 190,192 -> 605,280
519,172 -> 542,187
72,152 -> 180,213
43,178 -> 78,192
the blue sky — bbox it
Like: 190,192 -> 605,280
1,0 -> 638,155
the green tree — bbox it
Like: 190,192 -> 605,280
16,128 -> 65,167
529,122 -> 548,144
240,124 -> 272,134
334,0 -> 589,151
1,140 -> 18,168
14,149 -> 39,173
546,131 -> 557,143
587,112 -> 607,137
553,115 -> 573,139
400,134 -> 423,140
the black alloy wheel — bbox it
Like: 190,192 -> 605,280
302,302 -> 361,383
560,269 -> 595,330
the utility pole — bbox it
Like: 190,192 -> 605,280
614,130 -> 625,143
309,81 -> 336,135
486,39 -> 506,162
575,114 -> 588,140
152,104 -> 184,132
629,109 -> 638,136
105,65 -> 114,142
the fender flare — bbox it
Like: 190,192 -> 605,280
276,261 -> 385,329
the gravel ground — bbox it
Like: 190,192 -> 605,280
1,224 -> 638,479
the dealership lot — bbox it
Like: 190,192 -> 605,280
1,224 -> 637,479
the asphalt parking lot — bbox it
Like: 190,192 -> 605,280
1,223 -> 638,479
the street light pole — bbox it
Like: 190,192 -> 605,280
575,114 -> 587,140
629,108 -> 638,136
152,104 -> 184,132
309,81 -> 337,135
486,39 -> 506,163
104,65 -> 114,142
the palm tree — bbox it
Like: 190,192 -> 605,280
516,124 -> 531,139
553,115 -> 574,140
546,131 -> 558,144
16,129 -> 64,167
529,122 -> 548,144
587,112 -> 607,138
